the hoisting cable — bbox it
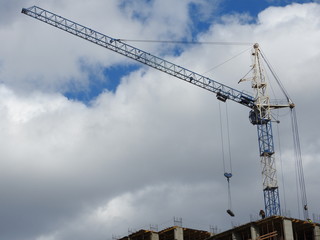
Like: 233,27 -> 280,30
119,39 -> 253,46
259,49 -> 292,104
218,101 -> 234,217
294,148 -> 302,219
290,107 -> 309,220
202,47 -> 252,76
260,54 -> 290,215
121,39 -> 252,86
238,65 -> 254,84
225,102 -> 234,217
225,102 -> 233,176
260,48 -> 308,218
218,101 -> 226,173
276,116 -> 288,215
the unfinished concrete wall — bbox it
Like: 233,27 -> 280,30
231,232 -> 240,240
151,232 -> 160,240
174,227 -> 183,240
314,225 -> 320,240
283,219 -> 294,240
250,224 -> 260,240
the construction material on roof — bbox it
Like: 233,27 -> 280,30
207,216 -> 320,240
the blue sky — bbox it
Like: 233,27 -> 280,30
221,0 -> 313,17
64,63 -> 140,103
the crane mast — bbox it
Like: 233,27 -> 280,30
249,44 -> 280,216
22,6 -> 296,217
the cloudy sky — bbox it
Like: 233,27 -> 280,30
1,0 -> 320,239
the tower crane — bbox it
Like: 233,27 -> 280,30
21,6 -> 308,218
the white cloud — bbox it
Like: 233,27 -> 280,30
1,0 -> 222,95
39,182 -> 227,240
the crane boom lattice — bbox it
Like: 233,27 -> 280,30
21,6 -> 255,108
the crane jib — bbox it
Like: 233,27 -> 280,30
21,6 -> 255,109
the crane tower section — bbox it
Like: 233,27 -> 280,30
249,44 -> 280,216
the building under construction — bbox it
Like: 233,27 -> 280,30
118,225 -> 212,240
118,216 -> 320,240
208,216 -> 320,240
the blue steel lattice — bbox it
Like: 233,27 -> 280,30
21,6 -> 255,109
257,121 -> 281,216
257,121 -> 274,156
264,187 -> 281,216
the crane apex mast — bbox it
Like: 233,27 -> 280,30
250,44 -> 281,216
